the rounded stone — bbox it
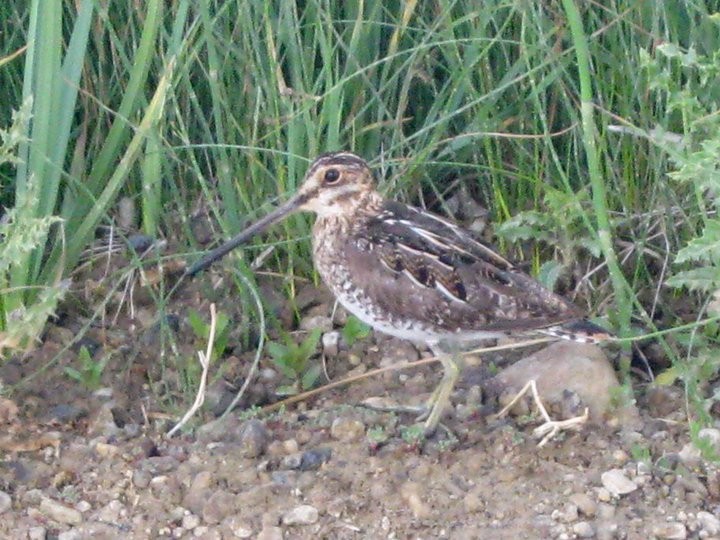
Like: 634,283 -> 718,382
40,497 -> 83,525
237,419 -> 270,458
573,521 -> 595,538
600,469 -> 638,496
651,522 -> 687,539
182,513 -> 200,530
569,493 -> 597,517
697,511 -> 720,535
282,504 -> 319,525
0,490 -> 11,514
202,490 -> 238,525
330,417 -> 366,442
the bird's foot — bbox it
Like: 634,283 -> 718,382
360,396 -> 455,440
493,379 -> 589,447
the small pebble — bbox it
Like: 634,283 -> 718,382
282,439 -> 299,454
611,449 -> 629,465
257,526 -> 284,540
182,513 -> 200,530
93,499 -> 125,523
573,521 -> 595,538
202,490 -> 238,525
330,417 -> 365,442
282,504 -> 319,525
569,493 -> 597,517
559,503 -> 578,523
27,527 -> 46,540
322,331 -> 341,357
678,443 -> 702,468
299,315 -> 332,332
0,490 -> 10,514
596,488 -> 611,502
282,447 -> 332,471
697,511 -> 720,535
651,522 -> 687,539
601,469 -> 638,496
597,503 -> 616,520
75,500 -> 91,513
140,456 -> 180,475
40,497 -> 83,525
238,419 -> 269,458
596,522 -> 618,540
132,469 -> 151,489
94,442 -> 120,458
221,516 -> 253,538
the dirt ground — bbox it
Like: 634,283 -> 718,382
1,258 -> 719,540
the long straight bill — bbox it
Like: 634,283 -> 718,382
186,193 -> 305,276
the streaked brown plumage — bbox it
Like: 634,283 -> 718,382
189,151 -> 608,434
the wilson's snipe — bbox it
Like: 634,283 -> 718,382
189,152 -> 609,435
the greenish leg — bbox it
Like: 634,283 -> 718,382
421,348 -> 461,436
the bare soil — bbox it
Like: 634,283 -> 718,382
1,258 -> 719,540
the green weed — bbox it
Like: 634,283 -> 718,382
63,346 -> 110,391
342,316 -> 371,347
267,328 -> 323,396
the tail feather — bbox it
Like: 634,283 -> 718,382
539,319 -> 613,344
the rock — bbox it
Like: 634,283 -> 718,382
573,521 -> 595,538
92,500 -> 125,523
651,522 -> 687,539
378,339 -> 420,367
202,490 -> 238,524
678,443 -> 702,468
697,511 -> 720,535
94,442 -> 120,458
330,417 -> 365,442
182,471 -> 215,514
322,331 -> 341,357
182,513 -> 201,530
555,503 -> 578,523
140,455 -> 179,475
85,402 -> 122,439
221,516 -> 253,538
569,493 -> 597,517
27,527 -> 46,540
282,505 -> 319,525
645,386 -> 682,417
600,469 -> 638,497
237,419 -> 270,458
489,342 -> 640,426
132,469 -> 151,488
282,447 -> 332,471
40,497 -> 83,525
0,490 -> 10,514
257,526 -> 284,540
299,314 -> 333,332
44,404 -> 87,424
149,475 -> 182,505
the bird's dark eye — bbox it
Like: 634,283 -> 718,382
324,168 -> 340,184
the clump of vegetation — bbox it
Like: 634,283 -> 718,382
63,346 -> 111,391
342,316 -> 371,347
267,329 -> 323,396
0,98 -> 67,356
